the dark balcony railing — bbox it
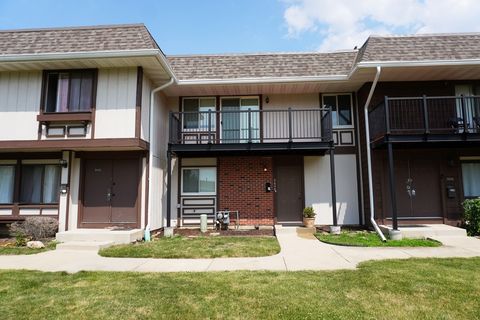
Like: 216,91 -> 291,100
369,95 -> 480,140
169,108 -> 333,145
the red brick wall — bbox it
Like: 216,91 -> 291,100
218,156 -> 274,225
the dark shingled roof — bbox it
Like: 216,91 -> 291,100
1,25 -> 480,80
356,33 -> 480,63
0,24 -> 158,55
167,51 -> 357,80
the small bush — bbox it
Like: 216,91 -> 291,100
14,232 -> 27,247
463,198 -> 480,236
9,217 -> 59,241
303,206 -> 316,218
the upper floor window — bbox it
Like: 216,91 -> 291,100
182,97 -> 216,129
44,70 -> 95,113
323,94 -> 353,128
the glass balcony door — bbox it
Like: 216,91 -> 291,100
221,97 -> 259,143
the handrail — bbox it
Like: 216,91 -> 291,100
368,95 -> 480,140
169,108 -> 333,145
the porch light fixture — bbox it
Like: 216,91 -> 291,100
60,184 -> 68,195
265,96 -> 270,104
59,159 -> 68,168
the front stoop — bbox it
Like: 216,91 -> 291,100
380,224 -> 467,239
56,229 -> 143,245
275,225 -> 316,235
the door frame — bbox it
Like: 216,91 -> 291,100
77,151 -> 144,229
273,155 -> 305,224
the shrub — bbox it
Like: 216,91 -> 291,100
14,232 -> 27,247
463,198 -> 480,236
9,217 -> 59,241
303,206 -> 316,218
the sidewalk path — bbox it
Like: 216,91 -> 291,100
0,228 -> 479,273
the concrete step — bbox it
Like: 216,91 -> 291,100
296,227 -> 316,235
56,229 -> 143,244
380,224 -> 467,239
56,241 -> 114,251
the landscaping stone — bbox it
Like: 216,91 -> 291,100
26,241 -> 45,249
329,225 -> 341,234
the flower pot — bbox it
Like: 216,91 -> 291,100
303,217 -> 315,228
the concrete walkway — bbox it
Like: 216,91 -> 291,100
0,228 -> 479,273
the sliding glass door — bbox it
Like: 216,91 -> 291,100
221,97 -> 260,143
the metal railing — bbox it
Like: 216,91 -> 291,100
169,108 -> 333,145
369,95 -> 480,140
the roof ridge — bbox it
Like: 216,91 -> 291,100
369,31 -> 480,38
167,50 -> 356,58
0,23 -> 146,34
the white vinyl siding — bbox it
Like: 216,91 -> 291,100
0,71 -> 42,141
94,67 -> 138,138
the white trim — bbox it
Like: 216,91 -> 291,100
357,58 -> 480,69
0,49 -> 179,84
181,167 -> 217,196
177,75 -> 349,85
0,49 -> 161,62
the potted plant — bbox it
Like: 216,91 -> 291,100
303,206 -> 316,228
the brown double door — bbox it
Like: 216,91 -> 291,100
274,156 -> 304,223
80,158 -> 140,228
385,158 -> 442,219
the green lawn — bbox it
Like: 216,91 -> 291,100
316,231 -> 441,247
0,258 -> 479,319
0,240 -> 57,255
99,236 -> 280,258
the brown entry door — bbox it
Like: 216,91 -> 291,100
386,158 -> 442,219
275,157 -> 304,222
81,158 -> 139,228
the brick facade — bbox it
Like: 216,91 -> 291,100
218,156 -> 274,225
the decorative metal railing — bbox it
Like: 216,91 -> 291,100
169,108 -> 333,145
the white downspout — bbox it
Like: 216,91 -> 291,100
147,77 -> 175,229
364,66 -> 387,241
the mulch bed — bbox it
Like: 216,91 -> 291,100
154,228 -> 275,237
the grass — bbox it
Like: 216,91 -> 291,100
0,240 -> 57,255
316,231 -> 442,247
0,258 -> 479,319
99,236 -> 281,258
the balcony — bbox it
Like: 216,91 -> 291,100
168,108 -> 333,155
369,95 -> 480,147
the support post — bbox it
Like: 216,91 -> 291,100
166,151 -> 172,228
329,144 -> 338,226
387,142 -> 398,230
460,94 -> 468,135
422,95 -> 430,134
288,107 -> 293,142
384,96 -> 391,135
248,108 -> 252,143
207,109 -> 212,144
